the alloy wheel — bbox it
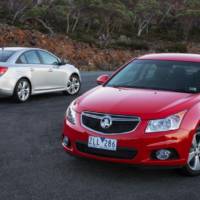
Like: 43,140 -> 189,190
187,132 -> 200,171
66,76 -> 80,95
17,80 -> 31,102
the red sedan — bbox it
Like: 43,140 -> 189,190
62,53 -> 200,176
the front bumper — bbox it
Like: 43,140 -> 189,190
62,117 -> 192,167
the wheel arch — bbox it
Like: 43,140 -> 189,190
182,103 -> 200,132
70,72 -> 81,80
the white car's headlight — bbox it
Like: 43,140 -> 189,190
66,101 -> 77,125
146,111 -> 186,133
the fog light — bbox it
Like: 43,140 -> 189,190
62,136 -> 69,148
155,149 -> 171,160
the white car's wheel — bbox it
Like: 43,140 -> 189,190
13,79 -> 31,103
64,75 -> 81,95
182,130 -> 200,176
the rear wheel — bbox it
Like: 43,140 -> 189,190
13,78 -> 31,103
181,130 -> 200,176
63,74 -> 81,95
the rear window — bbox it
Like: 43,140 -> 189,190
0,50 -> 16,62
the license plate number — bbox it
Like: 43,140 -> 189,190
88,136 -> 117,151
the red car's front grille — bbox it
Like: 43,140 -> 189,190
81,112 -> 140,134
76,141 -> 137,159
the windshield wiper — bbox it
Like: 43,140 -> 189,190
109,85 -> 133,88
108,85 -> 197,94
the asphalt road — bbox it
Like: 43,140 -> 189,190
0,72 -> 200,200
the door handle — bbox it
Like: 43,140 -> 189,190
48,68 -> 53,72
30,68 -> 34,72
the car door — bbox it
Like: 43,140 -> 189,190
21,50 -> 52,92
37,50 -> 66,89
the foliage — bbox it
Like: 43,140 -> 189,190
156,43 -> 188,53
1,0 -> 200,47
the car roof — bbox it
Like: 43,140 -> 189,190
0,47 -> 53,64
138,53 -> 200,63
0,47 -> 41,51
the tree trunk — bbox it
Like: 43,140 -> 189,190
12,5 -> 28,24
66,12 -> 71,34
21,17 -> 54,35
72,11 -> 80,33
137,14 -> 154,37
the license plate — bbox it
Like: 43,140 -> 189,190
88,136 -> 117,151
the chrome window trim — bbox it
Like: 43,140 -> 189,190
81,111 -> 141,135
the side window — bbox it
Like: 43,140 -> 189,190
38,51 -> 59,65
24,51 -> 41,64
16,54 -> 27,64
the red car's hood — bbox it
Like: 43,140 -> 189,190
76,86 -> 199,119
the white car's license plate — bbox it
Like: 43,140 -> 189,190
88,136 -> 117,151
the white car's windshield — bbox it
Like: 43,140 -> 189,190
106,59 -> 200,93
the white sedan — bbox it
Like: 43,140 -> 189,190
0,47 -> 81,102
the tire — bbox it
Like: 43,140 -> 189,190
181,129 -> 200,176
63,74 -> 81,96
13,78 -> 31,103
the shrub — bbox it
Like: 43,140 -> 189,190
156,43 -> 187,53
113,39 -> 149,50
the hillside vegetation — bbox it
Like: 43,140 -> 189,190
0,0 -> 200,70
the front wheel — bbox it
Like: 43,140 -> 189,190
63,75 -> 81,95
181,130 -> 200,176
13,78 -> 31,103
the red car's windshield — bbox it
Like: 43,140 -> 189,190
106,59 -> 200,93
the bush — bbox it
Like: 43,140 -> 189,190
113,39 -> 149,50
156,43 -> 187,53
132,40 -> 149,50
70,32 -> 97,46
153,28 -> 183,42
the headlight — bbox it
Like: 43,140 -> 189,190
66,101 -> 77,125
146,111 -> 186,133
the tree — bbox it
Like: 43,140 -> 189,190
130,0 -> 160,37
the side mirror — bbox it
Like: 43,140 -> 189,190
96,74 -> 110,85
58,58 -> 69,65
